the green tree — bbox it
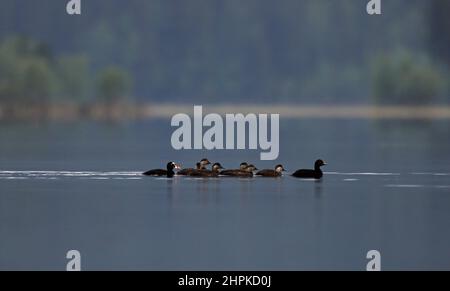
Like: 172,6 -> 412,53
0,43 -> 17,104
0,37 -> 56,106
20,58 -> 56,104
373,52 -> 444,104
56,56 -> 90,102
96,66 -> 132,104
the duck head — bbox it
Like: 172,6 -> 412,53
245,164 -> 258,172
167,162 -> 181,171
212,163 -> 224,172
275,164 -> 286,173
239,162 -> 249,170
314,159 -> 327,170
200,158 -> 211,167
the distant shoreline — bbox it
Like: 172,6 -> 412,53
1,103 -> 450,121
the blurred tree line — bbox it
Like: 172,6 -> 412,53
0,37 -> 132,109
0,0 -> 449,106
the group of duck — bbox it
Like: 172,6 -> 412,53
143,159 -> 327,180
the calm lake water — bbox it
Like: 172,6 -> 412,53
1,119 -> 450,270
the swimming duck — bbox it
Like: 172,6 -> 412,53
177,158 -> 211,176
189,163 -> 224,177
256,164 -> 286,177
292,159 -> 327,179
220,163 -> 258,178
142,162 -> 181,178
177,162 -> 203,176
220,162 -> 253,177
246,165 -> 258,172
199,158 -> 211,167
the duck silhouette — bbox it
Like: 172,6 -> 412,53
292,160 -> 327,179
143,162 -> 181,178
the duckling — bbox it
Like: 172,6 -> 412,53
220,162 -> 248,177
199,158 -> 211,167
256,164 -> 286,177
177,162 -> 203,176
178,158 -> 211,176
190,163 -> 224,177
292,159 -> 327,179
142,162 -> 181,178
245,165 -> 258,172
223,164 -> 258,178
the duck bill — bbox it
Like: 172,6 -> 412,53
175,164 -> 182,170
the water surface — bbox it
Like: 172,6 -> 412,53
0,119 -> 449,270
